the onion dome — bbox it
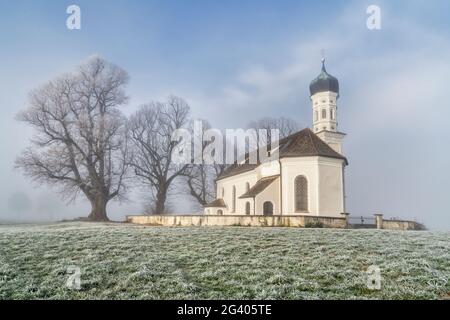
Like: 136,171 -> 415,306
309,59 -> 339,96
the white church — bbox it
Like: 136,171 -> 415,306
204,60 -> 348,217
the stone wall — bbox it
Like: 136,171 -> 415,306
126,214 -> 348,229
381,219 -> 426,231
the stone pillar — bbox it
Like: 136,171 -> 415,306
340,212 -> 350,228
374,214 -> 383,229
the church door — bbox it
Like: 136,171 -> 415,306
263,201 -> 273,216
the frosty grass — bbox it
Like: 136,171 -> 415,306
0,222 -> 448,299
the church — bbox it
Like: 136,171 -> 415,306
204,60 -> 348,217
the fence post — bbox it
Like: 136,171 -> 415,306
340,212 -> 350,228
374,214 -> 383,229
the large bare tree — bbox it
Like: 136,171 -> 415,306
128,96 -> 190,214
15,56 -> 130,221
184,120 -> 226,207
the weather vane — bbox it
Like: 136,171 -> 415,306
320,49 -> 325,63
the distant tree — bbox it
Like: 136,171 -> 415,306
15,56 -> 130,221
7,192 -> 32,222
128,96 -> 190,214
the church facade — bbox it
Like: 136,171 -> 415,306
204,60 -> 348,217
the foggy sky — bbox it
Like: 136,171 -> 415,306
0,0 -> 449,230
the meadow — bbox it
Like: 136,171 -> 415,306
0,222 -> 448,299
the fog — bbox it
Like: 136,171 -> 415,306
1,0 -> 449,230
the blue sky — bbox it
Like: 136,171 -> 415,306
1,0 -> 450,229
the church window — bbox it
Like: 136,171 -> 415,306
295,175 -> 308,212
232,186 -> 236,213
246,182 -> 250,192
330,109 -> 334,120
245,202 -> 251,215
217,209 -> 223,215
322,109 -> 326,119
222,187 -> 225,197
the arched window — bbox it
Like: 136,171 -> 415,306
314,110 -> 318,122
245,202 -> 251,215
232,186 -> 236,213
322,109 -> 327,119
263,201 -> 273,216
295,176 -> 308,212
221,187 -> 225,197
330,109 -> 334,120
217,209 -> 223,215
246,182 -> 250,192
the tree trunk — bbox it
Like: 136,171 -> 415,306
88,195 -> 109,221
154,187 -> 167,214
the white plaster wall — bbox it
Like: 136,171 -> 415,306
211,157 -> 345,217
216,170 -> 258,215
281,157 -> 319,216
311,91 -> 338,133
316,131 -> 345,154
257,160 -> 280,178
317,158 -> 345,217
255,177 -> 280,215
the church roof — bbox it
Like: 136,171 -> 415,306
278,128 -> 347,161
309,59 -> 339,96
217,128 -> 347,181
239,176 -> 279,199
204,198 -> 227,208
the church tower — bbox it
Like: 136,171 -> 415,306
309,59 -> 345,154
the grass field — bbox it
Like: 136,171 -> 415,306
0,222 -> 448,299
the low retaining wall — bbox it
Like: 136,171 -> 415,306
126,214 -> 348,229
381,219 -> 425,231
373,214 -> 425,230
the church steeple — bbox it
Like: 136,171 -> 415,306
310,59 -> 339,133
309,59 -> 345,154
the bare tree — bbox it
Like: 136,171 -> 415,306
15,56 -> 130,221
247,116 -> 300,148
128,96 -> 190,214
184,120 -> 226,206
